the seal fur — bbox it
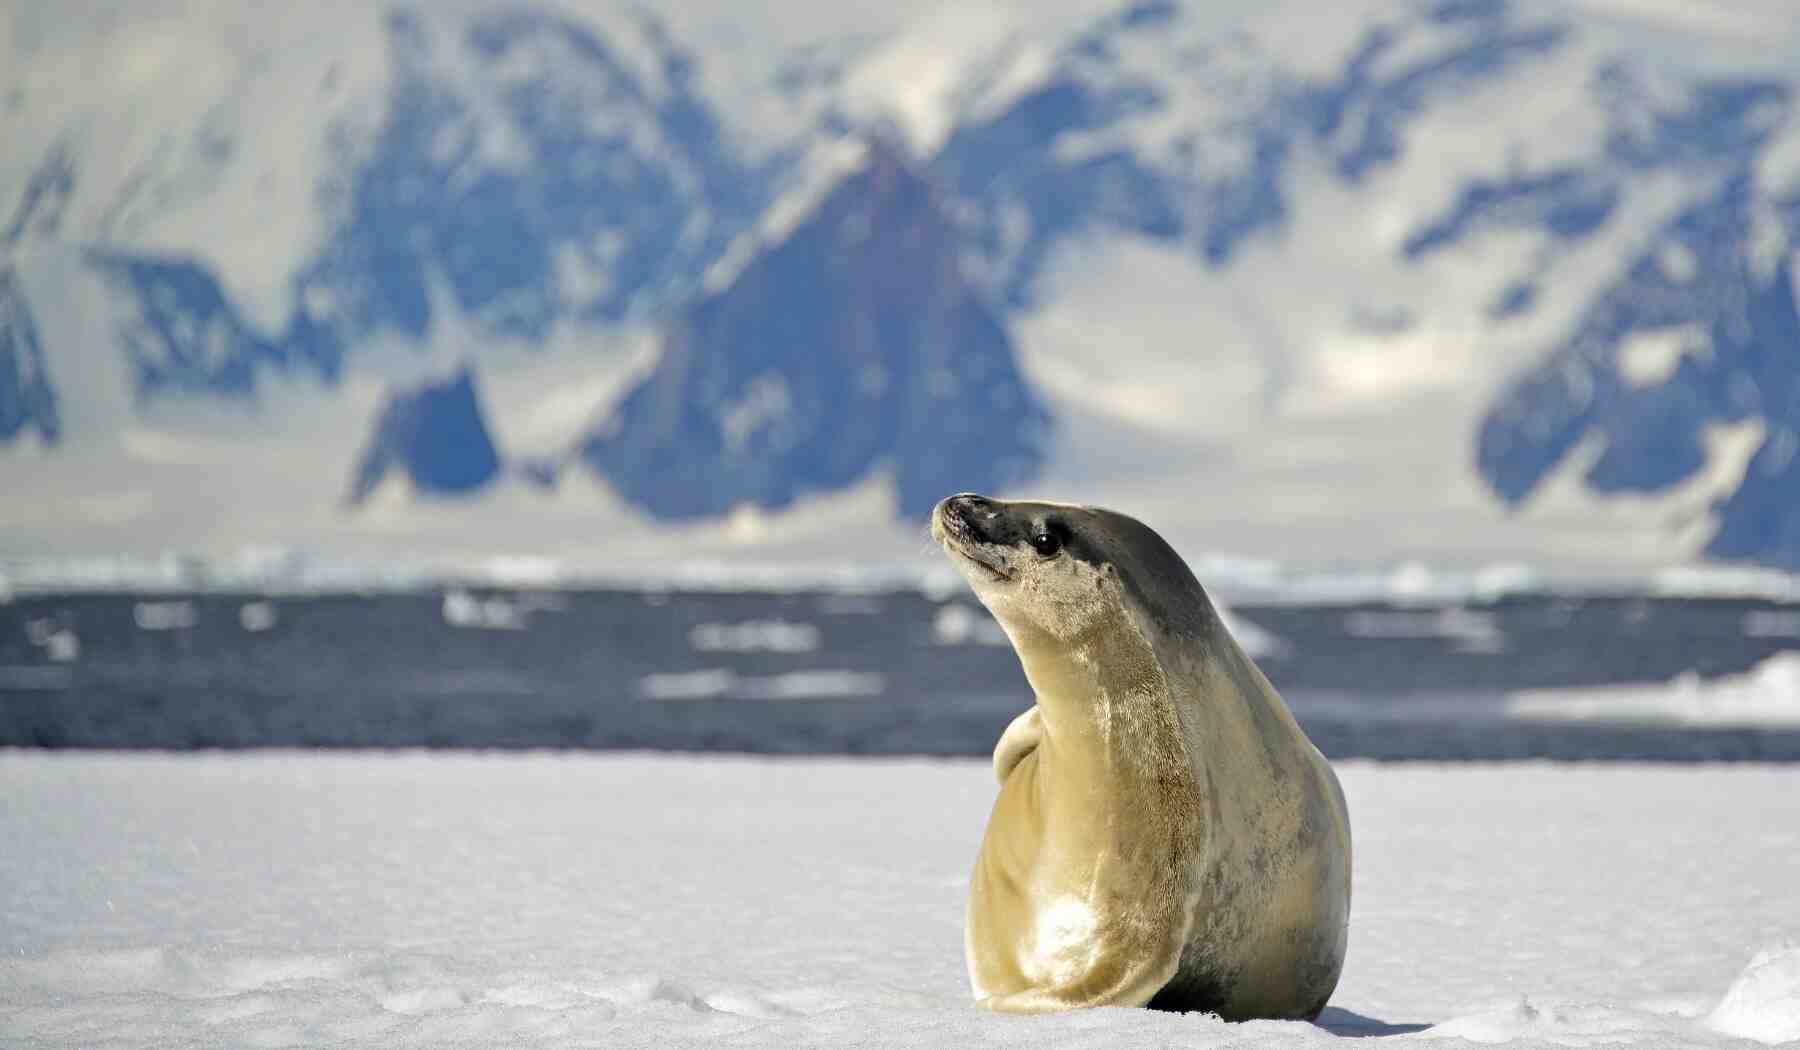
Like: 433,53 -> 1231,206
931,493 -> 1351,1019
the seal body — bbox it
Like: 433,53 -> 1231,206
931,493 -> 1351,1020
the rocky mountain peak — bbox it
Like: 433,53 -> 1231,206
578,141 -> 1048,519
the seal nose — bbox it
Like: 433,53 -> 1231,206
938,493 -> 994,540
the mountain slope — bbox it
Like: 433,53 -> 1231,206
3,0 -> 1800,573
579,144 -> 1047,519
45,5 -> 776,408
1481,174 -> 1800,565
933,0 -> 1573,306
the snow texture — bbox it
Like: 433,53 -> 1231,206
2,753 -> 1798,1048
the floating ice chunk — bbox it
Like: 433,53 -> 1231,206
133,601 -> 198,631
1708,944 -> 1800,1045
637,669 -> 738,701
1342,608 -> 1505,653
43,629 -> 79,663
1743,610 -> 1800,638
637,669 -> 885,701
931,603 -> 1008,647
740,671 -> 884,701
238,601 -> 279,633
1216,604 -> 1292,661
24,618 -> 81,662
442,589 -> 528,631
1507,652 -> 1800,727
689,620 -> 821,653
442,589 -> 480,628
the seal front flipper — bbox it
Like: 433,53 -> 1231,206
991,708 -> 1043,785
974,913 -> 1190,1014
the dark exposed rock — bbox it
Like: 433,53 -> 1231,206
0,267 -> 58,445
580,144 -> 1047,519
349,367 -> 501,503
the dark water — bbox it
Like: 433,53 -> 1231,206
3,590 -> 1798,760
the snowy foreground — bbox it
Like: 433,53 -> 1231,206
3,754 -> 1799,1049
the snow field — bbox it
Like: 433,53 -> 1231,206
1,753 -> 1798,1048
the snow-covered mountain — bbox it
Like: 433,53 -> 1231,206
1480,172 -> 1800,566
4,0 -> 1800,573
579,143 -> 1047,519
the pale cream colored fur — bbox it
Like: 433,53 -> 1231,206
934,497 -> 1351,1020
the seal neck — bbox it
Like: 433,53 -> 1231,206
1015,612 -> 1187,790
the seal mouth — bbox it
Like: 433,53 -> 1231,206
956,548 -> 1013,583
932,494 -> 1015,584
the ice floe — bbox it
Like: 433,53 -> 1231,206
1342,608 -> 1506,654
688,620 -> 822,653
637,669 -> 886,701
133,600 -> 198,631
931,603 -> 1010,647
238,600 -> 279,633
1508,652 -> 1800,727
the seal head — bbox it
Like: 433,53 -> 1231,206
932,491 -> 1212,644
933,493 -> 1352,1020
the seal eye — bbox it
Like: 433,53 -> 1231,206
1029,529 -> 1063,558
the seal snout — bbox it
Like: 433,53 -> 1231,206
937,492 -> 995,541
932,493 -> 1013,583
